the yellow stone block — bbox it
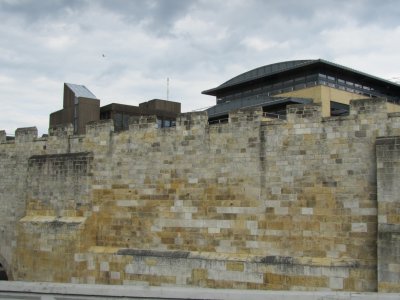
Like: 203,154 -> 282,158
145,258 -> 158,266
378,282 -> 400,293
192,268 -> 208,282
226,261 -> 244,272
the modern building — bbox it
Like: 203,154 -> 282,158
138,99 -> 181,128
50,83 -> 181,133
100,99 -> 180,131
50,83 -> 100,134
100,103 -> 141,132
202,59 -> 400,121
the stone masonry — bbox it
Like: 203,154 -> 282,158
0,98 -> 399,292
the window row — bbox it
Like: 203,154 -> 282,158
218,73 -> 400,104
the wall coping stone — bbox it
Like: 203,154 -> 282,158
0,281 -> 398,300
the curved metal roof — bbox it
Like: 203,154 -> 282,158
202,59 -> 400,96
218,60 -> 314,89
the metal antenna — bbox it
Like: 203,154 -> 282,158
167,77 -> 170,100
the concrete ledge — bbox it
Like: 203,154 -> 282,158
0,281 -> 399,300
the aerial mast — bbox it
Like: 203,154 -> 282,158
167,77 -> 170,100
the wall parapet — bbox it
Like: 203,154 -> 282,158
15,127 -> 38,143
49,124 -> 74,137
176,111 -> 208,130
286,103 -> 322,123
86,119 -> 114,136
0,98 -> 393,147
0,131 -> 5,143
129,115 -> 158,130
350,98 -> 388,116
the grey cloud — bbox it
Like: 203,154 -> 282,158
0,0 -> 84,23
97,0 -> 196,36
351,0 -> 400,28
0,0 -> 197,36
1,0 -> 400,135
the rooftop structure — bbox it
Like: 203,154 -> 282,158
100,99 -> 180,131
203,59 -> 400,120
50,83 -> 181,133
64,83 -> 97,99
51,83 -> 100,135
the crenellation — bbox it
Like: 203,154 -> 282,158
15,127 -> 38,143
86,119 -> 114,136
0,131 -> 5,143
176,111 -> 208,130
49,123 -> 74,137
0,101 -> 399,292
229,107 -> 263,124
350,98 -> 388,116
129,115 -> 158,130
286,103 -> 322,123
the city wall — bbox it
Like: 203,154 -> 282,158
0,98 -> 399,292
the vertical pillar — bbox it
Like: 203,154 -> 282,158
376,136 -> 400,292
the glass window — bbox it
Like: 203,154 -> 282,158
327,75 -> 335,82
164,120 -> 171,128
282,87 -> 293,92
115,113 -> 123,130
123,114 -> 129,130
306,74 -> 318,81
295,83 -> 306,89
363,86 -> 371,91
283,79 -> 293,88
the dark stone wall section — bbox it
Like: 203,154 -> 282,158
376,136 -> 400,292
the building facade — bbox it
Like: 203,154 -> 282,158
100,99 -> 181,131
203,59 -> 400,121
50,84 -> 181,133
50,83 -> 100,135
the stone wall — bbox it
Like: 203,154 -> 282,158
376,136 -> 400,292
0,127 -> 45,280
0,98 -> 399,292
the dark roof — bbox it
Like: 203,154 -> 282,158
100,103 -> 140,114
202,59 -> 400,96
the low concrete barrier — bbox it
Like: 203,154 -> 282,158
0,281 -> 399,300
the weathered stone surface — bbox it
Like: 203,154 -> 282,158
376,136 -> 400,293
0,99 -> 399,292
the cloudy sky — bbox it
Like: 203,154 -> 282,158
1,0 -> 400,135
